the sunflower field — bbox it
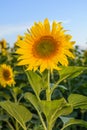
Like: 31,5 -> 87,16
0,19 -> 87,130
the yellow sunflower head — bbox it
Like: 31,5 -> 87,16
0,64 -> 15,88
0,39 -> 7,48
14,35 -> 24,49
16,18 -> 75,72
0,39 -> 7,55
84,50 -> 87,57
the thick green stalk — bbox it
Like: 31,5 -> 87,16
46,70 -> 51,101
46,70 -> 53,129
47,120 -> 52,130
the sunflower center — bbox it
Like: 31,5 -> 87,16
3,69 -> 11,81
33,36 -> 58,58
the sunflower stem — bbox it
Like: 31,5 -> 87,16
47,122 -> 52,130
38,111 -> 47,130
10,88 -> 18,103
46,70 -> 51,101
50,75 -> 68,95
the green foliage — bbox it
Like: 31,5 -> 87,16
61,119 -> 87,130
68,94 -> 87,109
25,92 -> 40,112
0,43 -> 87,130
0,101 -> 32,130
26,71 -> 47,99
59,66 -> 87,80
51,66 -> 87,94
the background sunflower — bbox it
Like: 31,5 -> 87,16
0,64 -> 15,87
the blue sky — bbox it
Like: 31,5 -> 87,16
0,0 -> 87,49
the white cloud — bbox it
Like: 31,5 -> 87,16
0,20 -> 86,49
62,19 -> 71,24
0,23 -> 31,37
0,19 -> 70,37
0,23 -> 32,46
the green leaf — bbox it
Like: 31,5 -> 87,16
25,92 -> 73,128
0,115 -> 9,121
34,125 -> 44,130
24,92 -> 40,112
39,98 -> 66,119
60,116 -> 73,124
68,94 -> 87,109
0,91 -> 10,100
51,66 -> 87,94
25,92 -> 47,130
26,71 -> 47,99
61,119 -> 87,130
13,87 -> 22,96
0,101 -> 32,130
39,99 -> 73,127
58,85 -> 67,90
52,104 -> 73,125
59,66 -> 87,81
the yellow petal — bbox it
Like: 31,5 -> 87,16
44,18 -> 50,33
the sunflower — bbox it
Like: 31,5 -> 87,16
84,50 -> 87,57
0,39 -> 7,55
16,18 -> 75,72
14,35 -> 24,49
0,39 -> 6,48
0,64 -> 15,87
